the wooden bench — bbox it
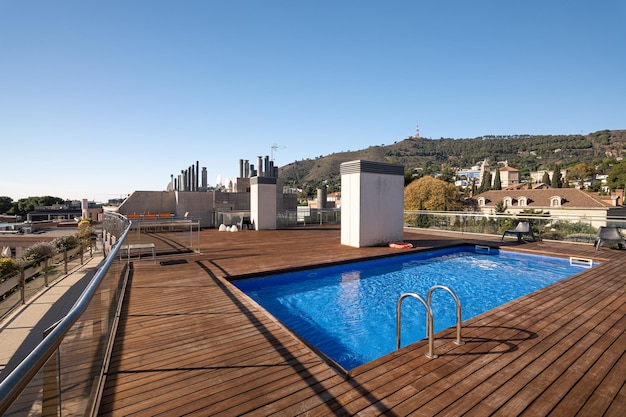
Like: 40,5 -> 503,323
119,243 -> 156,263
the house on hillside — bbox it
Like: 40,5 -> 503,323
531,168 -> 568,184
472,188 -> 623,228
499,166 -> 521,187
457,160 -> 521,189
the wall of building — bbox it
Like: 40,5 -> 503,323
340,160 -> 404,247
119,191 -> 177,215
118,188 -> 297,229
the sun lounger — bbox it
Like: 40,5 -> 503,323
239,216 -> 253,230
595,226 -> 625,250
501,221 -> 536,242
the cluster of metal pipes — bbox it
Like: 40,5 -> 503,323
171,161 -> 207,192
170,155 -> 279,192
239,156 -> 278,179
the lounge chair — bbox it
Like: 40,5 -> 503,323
595,226 -> 625,250
501,221 -> 535,242
239,216 -> 253,230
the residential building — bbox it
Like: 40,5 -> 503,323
472,187 -> 623,227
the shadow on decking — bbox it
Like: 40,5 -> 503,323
193,260 -> 400,416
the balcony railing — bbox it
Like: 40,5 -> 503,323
0,212 -> 131,416
403,210 -> 626,244
0,242 -> 96,322
220,208 -> 625,244
1,209 -> 624,414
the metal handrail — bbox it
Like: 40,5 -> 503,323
396,292 -> 437,358
0,215 -> 131,415
426,285 -> 465,346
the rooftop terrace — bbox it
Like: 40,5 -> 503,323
95,227 -> 625,416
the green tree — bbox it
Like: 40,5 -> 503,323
0,196 -> 13,214
596,158 -> 618,175
495,200 -> 507,213
541,171 -> 551,185
0,257 -> 17,277
404,170 -> 416,186
439,164 -> 454,183
607,161 -> 626,190
493,168 -> 502,190
404,176 -> 462,211
551,165 -> 562,188
9,196 -> 64,216
567,163 -> 595,188
479,171 -> 492,193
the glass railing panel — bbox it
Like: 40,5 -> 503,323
0,212 -> 130,416
2,366 -> 46,416
55,258 -> 127,415
404,210 -> 626,243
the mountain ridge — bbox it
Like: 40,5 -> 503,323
279,130 -> 626,190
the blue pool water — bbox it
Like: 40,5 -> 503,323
233,246 -> 592,370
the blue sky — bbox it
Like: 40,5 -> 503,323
1,0 -> 624,201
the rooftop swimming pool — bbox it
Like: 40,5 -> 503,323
233,245 -> 594,370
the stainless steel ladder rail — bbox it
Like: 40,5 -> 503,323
396,293 -> 437,358
426,285 -> 465,346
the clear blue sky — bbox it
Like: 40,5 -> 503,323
1,0 -> 624,202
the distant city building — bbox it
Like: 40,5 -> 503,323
118,157 -> 297,228
456,165 -> 482,181
26,200 -> 102,223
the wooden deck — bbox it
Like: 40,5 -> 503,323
98,227 -> 626,416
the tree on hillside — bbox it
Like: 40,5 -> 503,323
479,171 -> 492,193
493,168 -> 502,190
404,170 -> 417,186
439,164 -> 455,183
607,161 -> 626,190
0,196 -> 13,214
551,164 -> 562,188
404,176 -> 463,211
568,163 -> 596,188
541,171 -> 551,185
595,158 -> 619,175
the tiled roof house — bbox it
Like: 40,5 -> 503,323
472,188 -> 622,227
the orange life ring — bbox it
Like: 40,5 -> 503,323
389,242 -> 413,249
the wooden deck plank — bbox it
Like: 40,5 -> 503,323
575,344 -> 626,416
98,227 -> 626,416
532,315 -> 626,416
339,262 -> 625,415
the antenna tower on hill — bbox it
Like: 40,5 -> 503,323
415,123 -> 420,138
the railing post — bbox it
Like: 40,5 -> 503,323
80,243 -> 84,265
63,249 -> 68,274
44,257 -> 49,287
19,266 -> 26,305
42,322 -> 62,417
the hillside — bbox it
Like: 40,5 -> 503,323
279,130 -> 626,191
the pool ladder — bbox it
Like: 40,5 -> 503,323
396,285 -> 465,359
